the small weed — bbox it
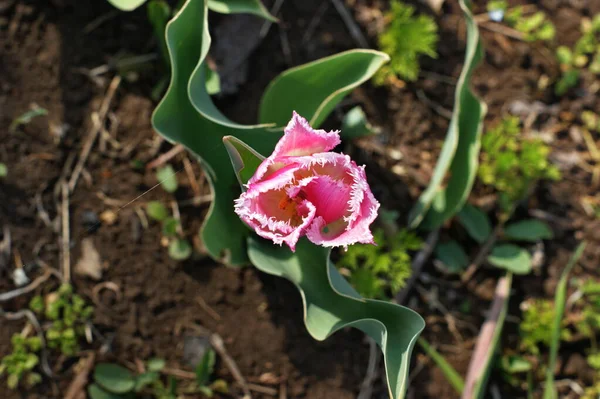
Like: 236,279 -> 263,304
555,15 -> 600,95
374,0 -> 438,84
0,335 -> 42,389
30,283 -> 94,356
505,6 -> 555,42
479,115 -> 560,212
338,228 -> 422,299
519,299 -> 569,356
9,104 -> 48,133
146,201 -> 192,261
0,163 -> 7,178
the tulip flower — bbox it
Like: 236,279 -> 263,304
234,112 -> 380,251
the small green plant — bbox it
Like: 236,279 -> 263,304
338,228 -> 422,299
0,335 -> 42,389
519,299 -> 570,356
555,15 -> 600,95
505,6 -> 555,42
374,0 -> 438,84
479,115 -> 560,211
0,163 -> 7,178
89,358 -> 175,399
30,284 -> 94,356
146,201 -> 192,261
9,104 -> 48,133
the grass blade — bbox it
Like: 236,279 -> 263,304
543,242 -> 587,399
418,337 -> 465,394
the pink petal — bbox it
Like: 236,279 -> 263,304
305,179 -> 380,248
302,175 -> 352,224
272,111 -> 340,158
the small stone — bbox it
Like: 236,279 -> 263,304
182,336 -> 211,368
99,210 -> 117,226
81,210 -> 100,233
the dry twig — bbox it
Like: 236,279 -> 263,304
69,76 -> 121,192
210,333 -> 252,399
64,352 -> 96,399
330,0 -> 369,48
357,337 -> 380,399
0,269 -> 53,302
396,229 -> 440,304
61,182 -> 71,282
146,144 -> 185,169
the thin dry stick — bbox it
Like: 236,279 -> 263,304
183,156 -> 202,197
461,275 -> 511,399
146,144 -> 184,169
259,0 -> 284,38
196,295 -> 221,321
210,333 -> 252,399
461,224 -> 502,283
68,75 -> 121,192
479,22 -> 525,41
247,383 -> 278,396
0,270 -> 53,302
302,1 -> 330,44
396,229 -> 440,304
170,201 -> 184,236
416,89 -> 453,119
330,0 -> 369,48
61,181 -> 71,282
64,352 -> 96,399
357,337 -> 380,399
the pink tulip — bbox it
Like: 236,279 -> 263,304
234,112 -> 380,251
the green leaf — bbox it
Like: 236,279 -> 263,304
156,165 -> 178,193
146,201 -> 169,221
502,355 -> 532,374
207,0 -> 277,22
457,204 -> 492,244
504,219 -> 553,242
487,244 -> 532,274
223,136 -> 265,187
106,0 -> 148,11
147,358 -> 166,372
408,0 -> 486,229
94,363 -> 136,394
133,371 -> 159,392
147,0 -> 171,65
434,240 -> 469,273
417,338 -> 464,394
88,383 -> 127,399
195,348 -> 216,386
259,50 -> 390,128
168,239 -> 192,260
205,64 -> 221,95
0,163 -> 7,178
152,0 -> 388,265
162,217 -> 179,237
341,106 -> 380,140
247,239 -> 425,399
543,242 -> 587,399
9,105 -> 48,133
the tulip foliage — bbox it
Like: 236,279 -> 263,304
147,0 -> 483,397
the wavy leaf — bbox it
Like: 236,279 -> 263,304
107,0 -> 274,21
153,0 -> 389,264
248,238 -> 424,399
408,0 -> 487,229
107,0 -> 148,11
207,0 -> 276,22
259,50 -> 390,127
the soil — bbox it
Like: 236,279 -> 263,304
0,0 -> 599,399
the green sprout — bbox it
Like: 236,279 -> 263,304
479,115 -> 560,212
146,201 -> 192,261
374,0 -> 438,84
519,299 -> 569,356
555,15 -> 600,95
505,6 -> 555,42
0,335 -> 42,389
0,163 -> 7,178
29,283 -> 94,356
338,228 -> 422,299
